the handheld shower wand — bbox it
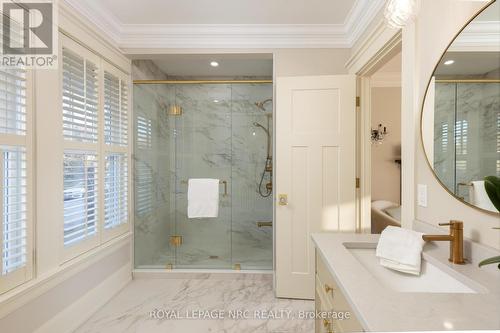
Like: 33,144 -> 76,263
253,122 -> 272,197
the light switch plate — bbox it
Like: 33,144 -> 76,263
417,184 -> 427,207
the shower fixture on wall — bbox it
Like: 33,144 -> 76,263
168,105 -> 183,115
255,98 -> 273,111
253,121 -> 273,197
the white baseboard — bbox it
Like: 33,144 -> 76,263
35,263 -> 131,333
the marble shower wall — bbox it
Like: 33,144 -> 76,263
434,82 -> 500,201
133,83 -> 176,268
133,68 -> 273,270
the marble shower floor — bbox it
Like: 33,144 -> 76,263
74,273 -> 314,333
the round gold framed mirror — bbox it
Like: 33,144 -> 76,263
421,1 -> 499,215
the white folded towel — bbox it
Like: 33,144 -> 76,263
375,226 -> 425,275
187,178 -> 219,218
470,180 -> 496,211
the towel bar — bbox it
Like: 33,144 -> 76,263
181,179 -> 228,196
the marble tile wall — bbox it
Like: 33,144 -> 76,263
433,82 -> 500,201
133,60 -> 273,270
133,83 -> 176,267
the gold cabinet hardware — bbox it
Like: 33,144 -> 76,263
233,263 -> 241,270
323,318 -> 334,333
165,263 -> 173,270
278,194 -> 288,206
324,283 -> 334,294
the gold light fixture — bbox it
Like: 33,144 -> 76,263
168,105 -> 182,116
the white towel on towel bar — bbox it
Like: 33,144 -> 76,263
187,178 -> 219,218
375,226 -> 425,275
470,180 -> 496,211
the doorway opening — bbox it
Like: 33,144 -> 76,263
369,52 -> 402,233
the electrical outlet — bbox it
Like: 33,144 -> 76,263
417,184 -> 427,207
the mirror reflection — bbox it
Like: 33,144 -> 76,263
421,2 -> 500,213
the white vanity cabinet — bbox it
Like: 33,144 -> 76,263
315,251 -> 364,333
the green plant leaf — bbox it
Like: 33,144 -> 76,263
478,255 -> 500,268
484,176 -> 500,212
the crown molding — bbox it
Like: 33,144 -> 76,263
119,24 -> 349,49
449,21 -> 500,52
63,0 -> 385,49
63,0 -> 122,43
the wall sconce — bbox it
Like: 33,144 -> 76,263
384,0 -> 420,28
371,124 -> 388,144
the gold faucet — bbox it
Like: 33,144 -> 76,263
422,220 -> 466,264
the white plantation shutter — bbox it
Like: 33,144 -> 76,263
63,152 -> 98,246
0,69 -> 26,135
61,36 -> 130,257
2,146 -> 27,274
104,153 -> 128,229
102,63 -> 129,241
104,71 -> 128,146
62,48 -> 99,143
0,63 -> 32,293
61,38 -> 102,255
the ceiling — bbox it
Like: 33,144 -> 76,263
90,0 -> 356,25
435,52 -> 500,76
147,54 -> 273,77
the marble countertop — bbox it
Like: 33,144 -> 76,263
311,233 -> 500,331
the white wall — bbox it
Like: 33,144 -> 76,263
412,0 -> 499,249
274,49 -> 351,76
371,87 -> 401,204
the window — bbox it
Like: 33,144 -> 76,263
2,146 -> 27,274
62,48 -> 99,142
0,66 -> 32,293
103,64 -> 129,238
104,71 -> 128,146
63,152 -> 98,246
104,153 -> 127,229
61,36 -> 130,258
62,43 -> 100,254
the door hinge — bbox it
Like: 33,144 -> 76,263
356,96 -> 360,107
170,235 -> 183,247
356,178 -> 360,188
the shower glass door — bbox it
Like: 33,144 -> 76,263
173,84 -> 233,269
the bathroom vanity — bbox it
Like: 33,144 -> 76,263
312,232 -> 500,332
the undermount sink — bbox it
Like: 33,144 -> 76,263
344,242 -> 482,294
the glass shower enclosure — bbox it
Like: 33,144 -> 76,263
133,82 -> 273,270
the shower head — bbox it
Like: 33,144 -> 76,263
253,122 -> 268,134
254,98 -> 273,111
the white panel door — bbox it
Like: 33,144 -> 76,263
275,75 -> 356,299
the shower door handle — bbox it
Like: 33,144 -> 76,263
278,194 -> 288,206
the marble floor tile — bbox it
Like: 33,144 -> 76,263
75,274 -> 314,333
